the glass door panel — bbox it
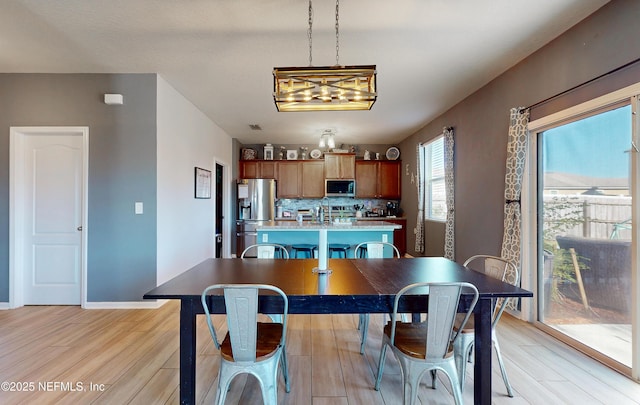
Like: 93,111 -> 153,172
539,105 -> 632,367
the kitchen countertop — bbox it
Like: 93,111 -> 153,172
257,220 -> 402,230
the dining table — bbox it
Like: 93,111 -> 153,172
143,257 -> 533,405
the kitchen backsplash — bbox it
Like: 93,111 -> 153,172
277,197 -> 399,219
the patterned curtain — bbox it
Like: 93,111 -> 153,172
443,127 -> 455,260
415,144 -> 425,252
500,108 -> 529,294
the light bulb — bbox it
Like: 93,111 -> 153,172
319,136 -> 326,148
328,135 -> 335,148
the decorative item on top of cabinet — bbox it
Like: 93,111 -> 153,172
264,144 -> 274,160
324,153 -> 355,179
242,148 -> 257,160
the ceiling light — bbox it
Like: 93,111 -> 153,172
273,0 -> 377,112
319,129 -> 336,149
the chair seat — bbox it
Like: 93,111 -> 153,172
453,313 -> 475,333
220,322 -> 284,361
383,321 -> 454,359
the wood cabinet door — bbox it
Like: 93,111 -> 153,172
240,161 -> 259,178
301,161 -> 325,198
324,153 -> 355,179
355,161 -> 378,197
324,154 -> 341,179
276,161 -> 300,198
260,161 -> 277,178
378,161 -> 401,199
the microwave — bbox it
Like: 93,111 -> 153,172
325,179 -> 355,197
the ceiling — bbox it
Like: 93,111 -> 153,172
0,0 -> 609,146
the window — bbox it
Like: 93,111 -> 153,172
421,136 -> 446,221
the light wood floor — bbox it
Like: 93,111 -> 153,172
0,301 -> 638,404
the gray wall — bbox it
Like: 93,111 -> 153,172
0,74 -> 157,302
399,0 -> 640,261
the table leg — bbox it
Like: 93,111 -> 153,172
180,299 -> 198,405
473,297 -> 492,405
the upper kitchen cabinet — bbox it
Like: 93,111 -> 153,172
301,161 -> 325,198
239,160 -> 277,179
324,153 -> 355,179
275,161 -> 325,198
276,161 -> 300,198
355,160 -> 401,199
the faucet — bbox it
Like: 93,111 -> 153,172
321,196 -> 331,223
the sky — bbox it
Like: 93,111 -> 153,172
542,105 -> 631,179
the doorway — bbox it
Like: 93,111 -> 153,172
215,163 -> 224,258
10,127 -> 88,307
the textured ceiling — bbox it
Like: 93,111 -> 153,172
0,0 -> 609,145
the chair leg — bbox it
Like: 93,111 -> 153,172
280,349 -> 291,393
493,334 -> 514,397
359,313 -> 370,354
374,342 -> 388,390
439,361 -> 464,405
453,333 -> 474,392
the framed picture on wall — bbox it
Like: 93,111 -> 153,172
194,167 -> 212,199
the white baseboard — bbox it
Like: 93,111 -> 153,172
83,300 -> 169,309
0,301 -> 168,310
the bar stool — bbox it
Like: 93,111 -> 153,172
291,244 -> 317,258
328,243 -> 350,258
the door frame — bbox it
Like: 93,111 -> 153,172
214,158 -> 232,258
9,126 -> 89,308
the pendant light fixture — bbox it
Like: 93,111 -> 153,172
273,0 -> 377,112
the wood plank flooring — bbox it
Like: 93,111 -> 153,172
0,301 -> 638,404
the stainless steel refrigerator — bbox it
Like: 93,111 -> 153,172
236,179 -> 276,256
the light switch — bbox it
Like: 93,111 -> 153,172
135,202 -> 143,214
382,234 -> 388,243
262,234 -> 268,242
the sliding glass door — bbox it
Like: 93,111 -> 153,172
537,104 -> 633,369
526,86 -> 640,379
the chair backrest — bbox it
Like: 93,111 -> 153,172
389,282 -> 479,360
201,284 -> 289,362
354,241 -> 401,258
241,243 -> 290,259
463,255 -> 519,325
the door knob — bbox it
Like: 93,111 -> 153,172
77,226 -> 83,231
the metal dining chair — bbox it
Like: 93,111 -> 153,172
240,243 -> 290,259
201,284 -> 290,405
374,282 -> 479,405
454,255 -> 520,397
354,241 -> 401,354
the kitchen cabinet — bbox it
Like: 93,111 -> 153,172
385,218 -> 407,256
276,161 -> 300,198
239,160 -> 277,179
324,153 -> 355,179
275,161 -> 325,198
355,160 -> 401,199
301,161 -> 325,198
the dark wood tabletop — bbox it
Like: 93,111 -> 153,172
143,257 -> 533,405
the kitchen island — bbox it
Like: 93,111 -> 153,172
256,220 -> 402,258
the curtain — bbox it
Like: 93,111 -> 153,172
500,108 -> 529,289
443,127 -> 455,260
415,144 -> 425,252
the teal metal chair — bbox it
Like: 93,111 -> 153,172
201,284 -> 290,405
355,241 -> 401,354
374,282 -> 479,405
453,255 -> 519,397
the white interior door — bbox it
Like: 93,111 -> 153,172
22,131 -> 84,304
